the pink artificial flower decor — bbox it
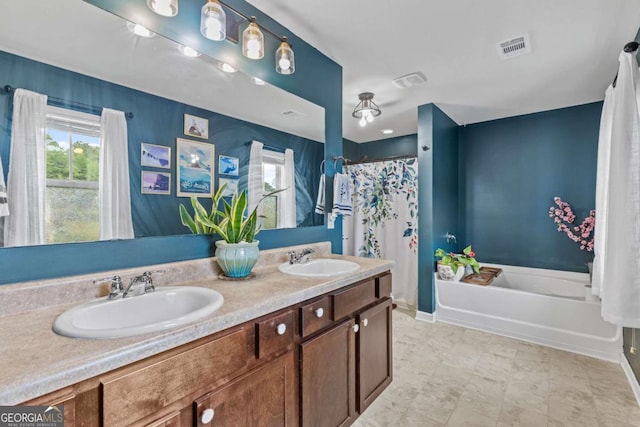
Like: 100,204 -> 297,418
548,197 -> 595,252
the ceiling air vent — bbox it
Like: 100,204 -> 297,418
281,110 -> 307,120
496,34 -> 531,60
392,72 -> 427,89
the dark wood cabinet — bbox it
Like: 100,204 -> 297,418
357,298 -> 393,412
300,319 -> 357,427
300,273 -> 393,427
193,351 -> 296,427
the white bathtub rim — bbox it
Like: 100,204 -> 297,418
479,262 -> 589,283
621,353 -> 640,407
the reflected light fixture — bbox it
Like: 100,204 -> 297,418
147,0 -> 178,17
127,22 -> 155,38
352,92 -> 381,127
251,76 -> 266,86
276,37 -> 295,75
200,0 -> 226,41
179,45 -> 201,57
218,61 -> 238,73
382,129 -> 394,135
242,17 -> 264,59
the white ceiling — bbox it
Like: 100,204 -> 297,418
248,0 -> 640,143
0,0 -> 325,143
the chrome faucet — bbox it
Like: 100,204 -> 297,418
107,276 -> 124,300
122,271 -> 155,298
287,248 -> 315,264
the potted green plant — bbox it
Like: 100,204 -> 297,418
179,184 -> 282,278
434,245 -> 480,281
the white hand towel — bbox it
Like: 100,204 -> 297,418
332,172 -> 352,216
0,158 -> 8,217
315,173 -> 325,214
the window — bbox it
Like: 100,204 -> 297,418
45,106 -> 100,244
261,149 -> 285,230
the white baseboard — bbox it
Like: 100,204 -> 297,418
621,352 -> 640,407
415,310 -> 435,323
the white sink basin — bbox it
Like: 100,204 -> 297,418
278,259 -> 360,278
53,286 -> 224,339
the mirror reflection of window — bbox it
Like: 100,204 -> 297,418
45,107 -> 100,244
262,150 -> 284,230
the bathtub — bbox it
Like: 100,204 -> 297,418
435,264 -> 622,361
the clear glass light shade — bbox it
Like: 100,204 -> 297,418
276,39 -> 295,75
200,0 -> 226,41
147,0 -> 178,17
242,22 -> 264,60
179,45 -> 201,57
218,62 -> 238,73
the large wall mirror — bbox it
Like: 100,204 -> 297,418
0,0 -> 325,248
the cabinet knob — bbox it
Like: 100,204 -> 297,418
201,408 -> 215,424
363,318 -> 369,327
315,307 -> 324,318
352,324 -> 359,333
276,323 -> 287,335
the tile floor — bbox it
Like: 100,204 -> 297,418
355,310 -> 640,427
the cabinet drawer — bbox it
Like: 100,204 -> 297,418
256,309 -> 295,359
101,326 -> 255,427
332,279 -> 376,321
376,274 -> 392,299
300,296 -> 332,338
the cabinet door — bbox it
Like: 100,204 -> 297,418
357,298 -> 393,413
300,319 -> 356,427
193,351 -> 296,427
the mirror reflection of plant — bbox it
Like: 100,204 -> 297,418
179,184 -> 284,243
434,245 -> 480,274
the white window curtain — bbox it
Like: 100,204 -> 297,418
279,148 -> 296,228
3,89 -> 47,247
592,50 -> 640,327
99,108 -> 134,240
248,140 -> 264,219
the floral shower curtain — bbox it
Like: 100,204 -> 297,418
343,158 -> 418,307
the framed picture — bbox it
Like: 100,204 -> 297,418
141,143 -> 171,169
184,113 -> 209,139
141,171 -> 171,195
219,177 -> 239,197
177,138 -> 215,197
219,155 -> 239,176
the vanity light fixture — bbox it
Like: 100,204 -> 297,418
251,76 -> 266,86
242,17 -> 264,60
147,0 -> 178,17
218,61 -> 238,73
352,92 -> 381,127
127,22 -> 156,38
200,0 -> 226,41
179,45 -> 201,58
276,37 -> 295,75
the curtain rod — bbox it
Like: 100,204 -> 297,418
244,140 -> 285,153
337,154 -> 418,165
1,85 -> 134,119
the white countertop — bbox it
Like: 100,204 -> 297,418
0,251 -> 393,405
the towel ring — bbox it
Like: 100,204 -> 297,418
320,160 -> 325,174
333,157 -> 339,171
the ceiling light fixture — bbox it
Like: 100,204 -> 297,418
200,0 -> 226,41
127,22 -> 155,38
352,92 -> 381,127
218,61 -> 238,73
242,17 -> 264,60
147,0 -> 178,17
276,37 -> 295,75
179,45 -> 201,57
382,129 -> 394,135
181,0 -> 296,74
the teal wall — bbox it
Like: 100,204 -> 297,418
0,0 -> 342,285
459,102 -> 601,272
417,104 -> 459,313
344,134 -> 417,162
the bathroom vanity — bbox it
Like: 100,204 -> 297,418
0,244 -> 393,427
